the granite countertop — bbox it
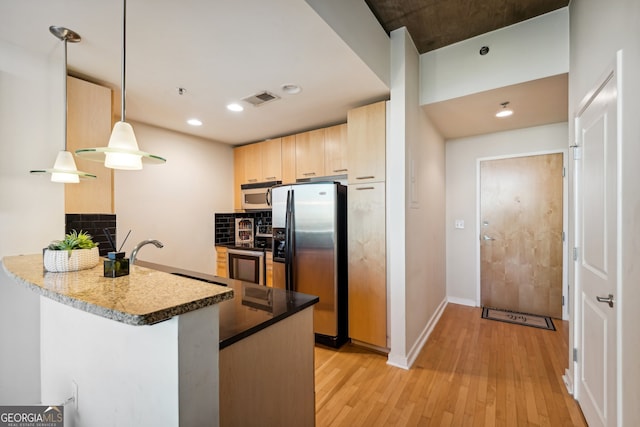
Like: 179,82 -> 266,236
136,260 -> 319,349
1,254 -> 234,326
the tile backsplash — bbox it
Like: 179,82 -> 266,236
215,211 -> 271,245
65,214 -> 116,257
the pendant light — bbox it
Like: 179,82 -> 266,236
75,0 -> 166,170
30,26 -> 96,183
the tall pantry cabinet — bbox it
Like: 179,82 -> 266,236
65,76 -> 113,213
347,100 -> 387,349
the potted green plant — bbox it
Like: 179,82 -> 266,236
43,230 -> 100,272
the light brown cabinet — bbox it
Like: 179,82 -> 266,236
261,138 -> 282,182
65,76 -> 114,214
265,251 -> 273,287
233,122 -> 346,193
233,138 -> 283,210
295,129 -> 325,180
347,182 -> 387,348
347,100 -> 386,184
324,123 -> 348,176
236,138 -> 282,184
243,143 -> 263,184
216,246 -> 228,278
281,135 -> 296,184
233,146 -> 248,210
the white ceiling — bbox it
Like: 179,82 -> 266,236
1,1 -> 567,146
423,74 -> 568,140
1,0 -> 389,145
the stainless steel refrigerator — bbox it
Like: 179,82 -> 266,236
271,182 -> 348,348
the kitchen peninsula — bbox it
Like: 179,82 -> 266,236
2,254 -> 318,427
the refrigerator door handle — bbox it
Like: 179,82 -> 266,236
285,189 -> 294,291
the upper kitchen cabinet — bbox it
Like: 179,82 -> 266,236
234,139 -> 282,210
65,76 -> 113,214
242,143 -> 263,184
281,135 -> 296,184
324,123 -> 348,176
260,138 -> 282,182
295,129 -> 325,180
235,139 -> 282,185
347,101 -> 386,184
233,145 -> 248,210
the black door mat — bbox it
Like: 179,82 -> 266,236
481,307 -> 556,331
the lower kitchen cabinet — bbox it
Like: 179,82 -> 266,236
216,246 -> 228,278
347,182 -> 387,348
219,307 -> 315,426
265,251 -> 273,287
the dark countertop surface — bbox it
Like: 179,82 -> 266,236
219,243 -> 272,252
136,261 -> 318,349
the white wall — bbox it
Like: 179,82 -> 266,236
304,0 -> 390,87
0,41 -> 66,404
388,28 -> 447,369
114,122 -> 234,275
568,1 -> 640,423
420,8 -> 569,105
445,123 -> 568,305
40,298 -> 219,426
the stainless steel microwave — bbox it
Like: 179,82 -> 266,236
240,181 -> 280,210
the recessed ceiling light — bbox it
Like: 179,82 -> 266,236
281,84 -> 301,95
496,102 -> 513,118
227,103 -> 244,112
187,118 -> 203,126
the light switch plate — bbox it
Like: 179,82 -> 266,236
454,220 -> 465,229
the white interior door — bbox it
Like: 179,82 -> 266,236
574,67 -> 618,427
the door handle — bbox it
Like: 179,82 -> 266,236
482,235 -> 495,241
596,294 -> 614,308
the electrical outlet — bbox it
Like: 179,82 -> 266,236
71,380 -> 78,410
454,219 -> 465,229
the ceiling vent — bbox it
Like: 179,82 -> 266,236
242,91 -> 280,107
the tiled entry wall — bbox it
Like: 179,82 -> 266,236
214,211 -> 272,245
65,214 -> 116,257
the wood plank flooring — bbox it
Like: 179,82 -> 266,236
315,303 -> 586,426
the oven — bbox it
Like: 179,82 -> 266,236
227,248 -> 265,286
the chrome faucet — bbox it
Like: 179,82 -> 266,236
130,239 -> 164,265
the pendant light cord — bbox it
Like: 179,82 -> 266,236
63,37 -> 68,151
121,0 -> 127,122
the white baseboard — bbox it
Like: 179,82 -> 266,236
387,297 -> 448,370
447,296 -> 477,307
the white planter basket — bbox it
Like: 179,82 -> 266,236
44,247 -> 99,273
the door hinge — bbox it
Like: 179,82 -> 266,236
562,296 -> 565,306
572,145 -> 582,160
573,348 -> 578,362
562,231 -> 566,242
562,167 -> 566,177
573,247 -> 579,261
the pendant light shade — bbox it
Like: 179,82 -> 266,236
51,151 -> 81,183
105,122 -> 142,169
75,0 -> 166,169
30,26 -> 96,182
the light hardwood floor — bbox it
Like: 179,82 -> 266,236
315,304 -> 587,426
